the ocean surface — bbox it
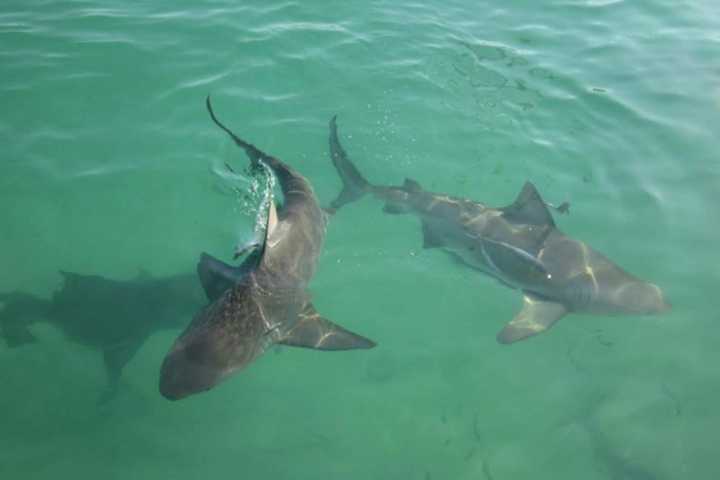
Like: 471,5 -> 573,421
1,1 -> 718,478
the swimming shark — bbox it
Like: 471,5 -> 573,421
0,271 -> 205,402
327,116 -> 670,344
158,98 -> 376,400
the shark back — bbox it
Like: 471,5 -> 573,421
158,99 -> 376,400
206,97 -> 326,286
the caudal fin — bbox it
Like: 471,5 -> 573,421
328,116 -> 372,211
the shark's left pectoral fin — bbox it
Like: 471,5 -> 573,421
197,251 -> 261,302
497,292 -> 567,344
279,303 -> 376,351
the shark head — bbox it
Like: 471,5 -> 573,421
159,285 -> 269,401
562,270 -> 671,316
609,280 -> 670,315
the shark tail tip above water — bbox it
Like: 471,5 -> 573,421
327,115 -> 372,211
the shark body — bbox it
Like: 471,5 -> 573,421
158,98 -> 375,400
327,117 -> 669,343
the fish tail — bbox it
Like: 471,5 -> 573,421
327,115 -> 373,212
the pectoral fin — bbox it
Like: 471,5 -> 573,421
422,221 -> 445,249
497,292 -> 567,344
279,303 -> 376,351
197,252 -> 258,302
100,337 -> 145,404
103,339 -> 145,382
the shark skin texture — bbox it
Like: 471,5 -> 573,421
158,98 -> 376,401
326,116 -> 670,344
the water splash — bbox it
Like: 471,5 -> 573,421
211,158 -> 275,253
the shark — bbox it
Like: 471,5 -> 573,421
326,116 -> 670,344
158,98 -> 376,400
0,271 -> 205,402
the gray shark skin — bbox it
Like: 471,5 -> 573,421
327,116 -> 669,344
0,271 -> 205,401
158,98 -> 376,401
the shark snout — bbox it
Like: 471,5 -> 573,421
159,347 -> 220,401
616,281 -> 670,315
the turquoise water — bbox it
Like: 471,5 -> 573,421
1,0 -> 718,478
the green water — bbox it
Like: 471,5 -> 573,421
1,0 -> 718,478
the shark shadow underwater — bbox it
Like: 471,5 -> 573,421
158,98 -> 376,401
327,117 -> 670,344
0,271 -> 205,402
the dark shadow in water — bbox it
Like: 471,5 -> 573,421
0,270 -> 205,403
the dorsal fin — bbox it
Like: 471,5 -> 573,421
403,178 -> 422,192
502,182 -> 554,226
197,190 -> 276,302
266,197 -> 278,236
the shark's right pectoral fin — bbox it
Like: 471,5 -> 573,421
497,292 -> 567,344
279,303 -> 376,351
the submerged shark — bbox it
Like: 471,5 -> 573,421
327,117 -> 669,344
0,271 -> 205,401
158,98 -> 376,400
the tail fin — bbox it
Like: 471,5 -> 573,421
328,116 -> 372,211
206,95 -> 267,173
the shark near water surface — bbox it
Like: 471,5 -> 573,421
327,116 -> 670,344
158,98 -> 376,400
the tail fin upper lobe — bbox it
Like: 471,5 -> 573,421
328,116 -> 372,211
